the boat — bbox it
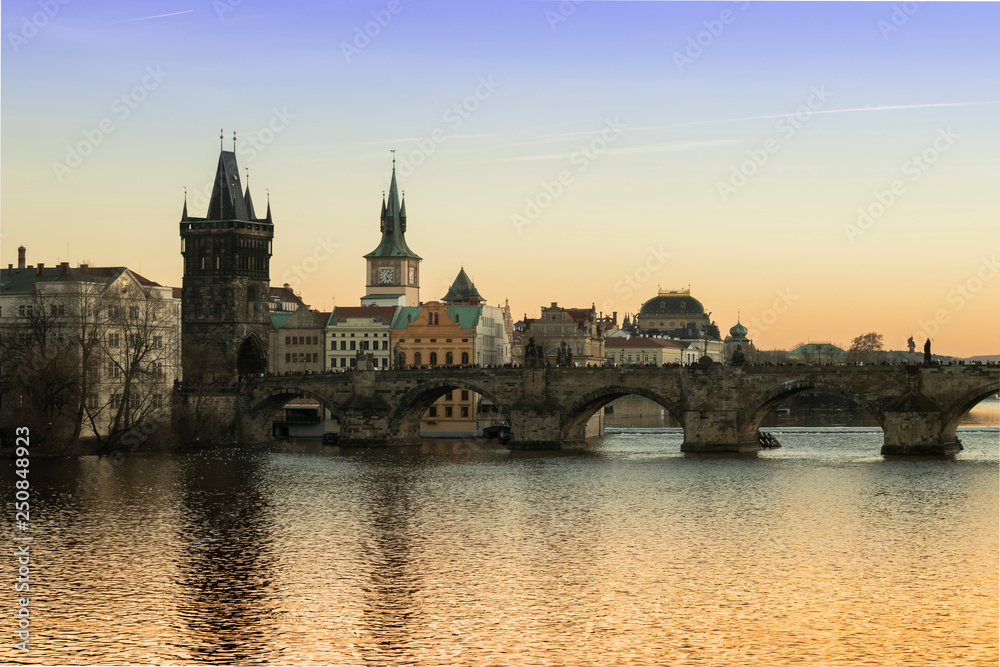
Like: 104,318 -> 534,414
759,431 -> 781,448
322,432 -> 341,445
482,422 -> 511,442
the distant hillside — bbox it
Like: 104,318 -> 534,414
963,354 -> 1000,363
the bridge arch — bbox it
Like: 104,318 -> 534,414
741,380 -> 884,442
388,376 -> 513,441
245,386 -> 342,440
561,386 -> 683,441
940,381 -> 1000,442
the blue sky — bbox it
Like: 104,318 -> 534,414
2,1 -> 998,355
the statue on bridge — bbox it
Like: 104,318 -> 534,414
924,338 -> 932,365
907,336 -> 915,354
731,344 -> 745,366
393,341 -> 405,369
524,337 -> 545,368
556,341 -> 574,367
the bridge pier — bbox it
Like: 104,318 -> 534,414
680,410 -> 761,454
505,406 -> 562,450
881,392 -> 960,455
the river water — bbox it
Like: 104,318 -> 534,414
3,401 -> 997,666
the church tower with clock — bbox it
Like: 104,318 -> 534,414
361,159 -> 422,307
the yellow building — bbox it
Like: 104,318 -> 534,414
605,337 -> 686,366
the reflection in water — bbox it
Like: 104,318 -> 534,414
1,423 -> 996,666
172,449 -> 279,664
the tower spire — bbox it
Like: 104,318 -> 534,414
182,186 -> 188,220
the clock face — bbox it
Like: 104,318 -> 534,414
378,268 -> 393,284
408,267 -> 415,285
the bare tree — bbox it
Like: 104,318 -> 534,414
82,284 -> 179,453
847,332 -> 885,364
0,288 -> 80,451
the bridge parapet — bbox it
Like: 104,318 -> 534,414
231,364 -> 998,455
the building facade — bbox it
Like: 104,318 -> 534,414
268,305 -> 325,375
635,288 -> 724,363
0,248 -> 181,447
325,306 -> 396,370
605,337 -> 686,366
521,302 -> 605,366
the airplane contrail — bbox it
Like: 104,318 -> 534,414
111,10 -> 194,24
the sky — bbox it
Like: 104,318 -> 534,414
1,1 -> 998,357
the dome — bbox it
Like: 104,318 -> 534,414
638,291 -> 705,316
729,320 -> 749,339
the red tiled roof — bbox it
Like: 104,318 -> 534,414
328,305 -> 397,324
269,285 -> 306,307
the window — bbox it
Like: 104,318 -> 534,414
350,341 -> 356,350
109,333 -> 120,347
428,406 -> 437,417
286,336 -> 291,345
414,352 -> 422,365
462,339 -> 469,343
313,353 -> 319,362
461,390 -> 469,401
381,358 -> 388,368
331,341 -> 336,350
461,407 -> 469,418
285,353 -> 290,363
129,306 -> 140,319
434,313 -> 439,325
428,313 -> 433,324
430,339 -> 437,343
382,341 -> 388,350
461,352 -> 469,365
429,352 -> 438,365
153,335 -> 162,349
50,304 -> 65,317
445,406 -> 453,418
87,395 -> 100,409
110,393 -> 121,409
445,391 -> 453,401
340,358 -> 347,367
446,339 -> 452,343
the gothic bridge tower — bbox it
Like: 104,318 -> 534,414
180,142 -> 273,383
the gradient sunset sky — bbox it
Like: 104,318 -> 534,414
2,1 -> 997,356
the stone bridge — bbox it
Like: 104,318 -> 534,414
237,365 -> 999,455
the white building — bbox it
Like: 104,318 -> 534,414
0,248 -> 181,446
325,306 -> 397,370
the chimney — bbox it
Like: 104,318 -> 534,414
36,262 -> 45,276
59,262 -> 69,276
6,264 -> 11,277
79,264 -> 89,273
17,246 -> 26,269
